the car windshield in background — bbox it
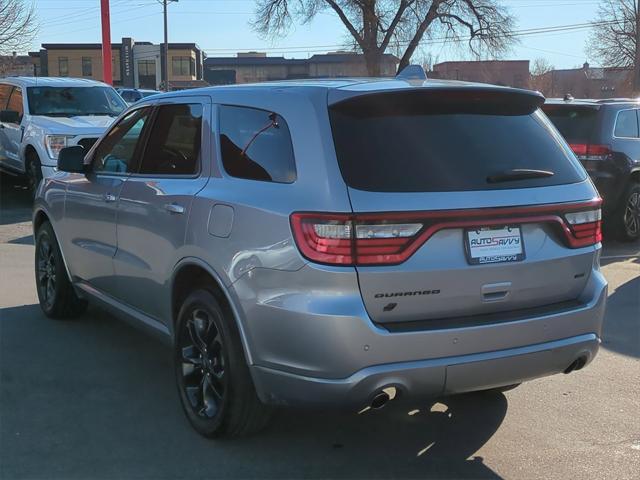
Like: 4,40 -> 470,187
329,91 -> 586,192
27,86 -> 127,117
542,105 -> 599,144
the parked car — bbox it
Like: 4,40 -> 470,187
0,77 -> 127,196
117,88 -> 161,105
33,75 -> 607,438
543,98 -> 640,241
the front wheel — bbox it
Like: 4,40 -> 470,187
614,183 -> 640,242
26,151 -> 43,200
35,221 -> 88,318
174,289 -> 272,437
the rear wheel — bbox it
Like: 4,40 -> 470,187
174,289 -> 272,437
35,221 -> 88,318
614,183 -> 640,242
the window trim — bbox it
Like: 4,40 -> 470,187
612,108 -> 640,140
216,103 -> 297,184
88,106 -> 153,177
81,56 -> 92,77
128,102 -> 204,179
58,57 -> 69,77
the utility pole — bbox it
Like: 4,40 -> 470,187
161,0 -> 178,92
101,0 -> 112,85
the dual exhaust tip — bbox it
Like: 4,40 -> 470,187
564,355 -> 588,374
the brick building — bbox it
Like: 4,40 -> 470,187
430,60 -> 531,89
204,51 -> 399,85
0,53 -> 40,77
30,38 -> 205,90
537,63 -> 633,99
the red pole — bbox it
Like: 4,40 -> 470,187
101,0 -> 112,85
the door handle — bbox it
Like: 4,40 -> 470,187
103,193 -> 117,203
164,203 -> 185,214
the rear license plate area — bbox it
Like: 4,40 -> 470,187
464,225 -> 525,265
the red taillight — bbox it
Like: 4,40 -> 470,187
290,213 -> 423,265
291,200 -> 603,266
569,143 -> 612,160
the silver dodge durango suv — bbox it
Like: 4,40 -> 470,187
33,75 -> 608,437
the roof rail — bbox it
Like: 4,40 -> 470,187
396,64 -> 427,81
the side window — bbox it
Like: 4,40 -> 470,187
614,109 -> 639,138
138,103 -> 202,175
93,108 -> 151,174
7,88 -> 24,122
0,84 -> 12,110
219,105 -> 296,183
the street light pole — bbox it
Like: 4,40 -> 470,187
163,0 -> 168,91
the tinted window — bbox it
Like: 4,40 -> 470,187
138,104 -> 202,175
27,86 -> 126,117
120,90 -> 139,103
6,87 -> 23,122
330,93 -> 585,192
219,105 -> 296,183
0,84 -> 12,110
542,105 -> 598,144
614,109 -> 639,138
93,108 -> 151,174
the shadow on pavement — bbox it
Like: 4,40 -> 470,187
0,173 -> 32,225
601,275 -> 640,358
0,303 -> 507,479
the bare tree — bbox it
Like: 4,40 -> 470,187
587,0 -> 639,90
254,0 -> 516,76
0,0 -> 37,56
529,57 -> 553,94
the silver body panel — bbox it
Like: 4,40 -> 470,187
33,79 -> 607,407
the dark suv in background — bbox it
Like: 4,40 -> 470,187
543,98 -> 640,241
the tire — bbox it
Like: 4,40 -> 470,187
26,151 -> 43,201
35,221 -> 88,319
613,182 -> 640,242
174,289 -> 272,438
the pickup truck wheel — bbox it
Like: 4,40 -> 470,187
174,289 -> 272,437
35,221 -> 88,318
614,183 -> 640,242
26,151 -> 43,200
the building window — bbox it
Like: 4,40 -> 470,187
172,56 -> 193,76
58,57 -> 68,77
82,57 -> 92,77
138,60 -> 155,76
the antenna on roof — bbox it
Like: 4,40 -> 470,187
564,93 -> 574,102
396,64 -> 427,81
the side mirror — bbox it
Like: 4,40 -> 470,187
58,146 -> 87,173
0,110 -> 20,124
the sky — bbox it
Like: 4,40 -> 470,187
31,0 -> 603,69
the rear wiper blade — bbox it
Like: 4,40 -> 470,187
487,168 -> 554,183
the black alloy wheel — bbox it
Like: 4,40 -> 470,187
179,307 -> 227,419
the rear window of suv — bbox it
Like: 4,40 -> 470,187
329,90 -> 585,192
542,105 -> 598,144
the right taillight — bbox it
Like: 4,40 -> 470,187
564,208 -> 602,247
569,143 -> 612,161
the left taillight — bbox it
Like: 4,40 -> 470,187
290,213 -> 423,266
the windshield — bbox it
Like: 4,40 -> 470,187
27,86 -> 127,117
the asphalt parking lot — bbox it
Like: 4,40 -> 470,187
0,172 -> 638,480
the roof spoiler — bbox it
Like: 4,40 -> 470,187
396,64 -> 427,81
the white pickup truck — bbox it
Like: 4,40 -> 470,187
0,77 -> 127,196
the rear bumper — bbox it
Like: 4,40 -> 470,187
251,333 -> 599,407
243,266 -> 607,408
